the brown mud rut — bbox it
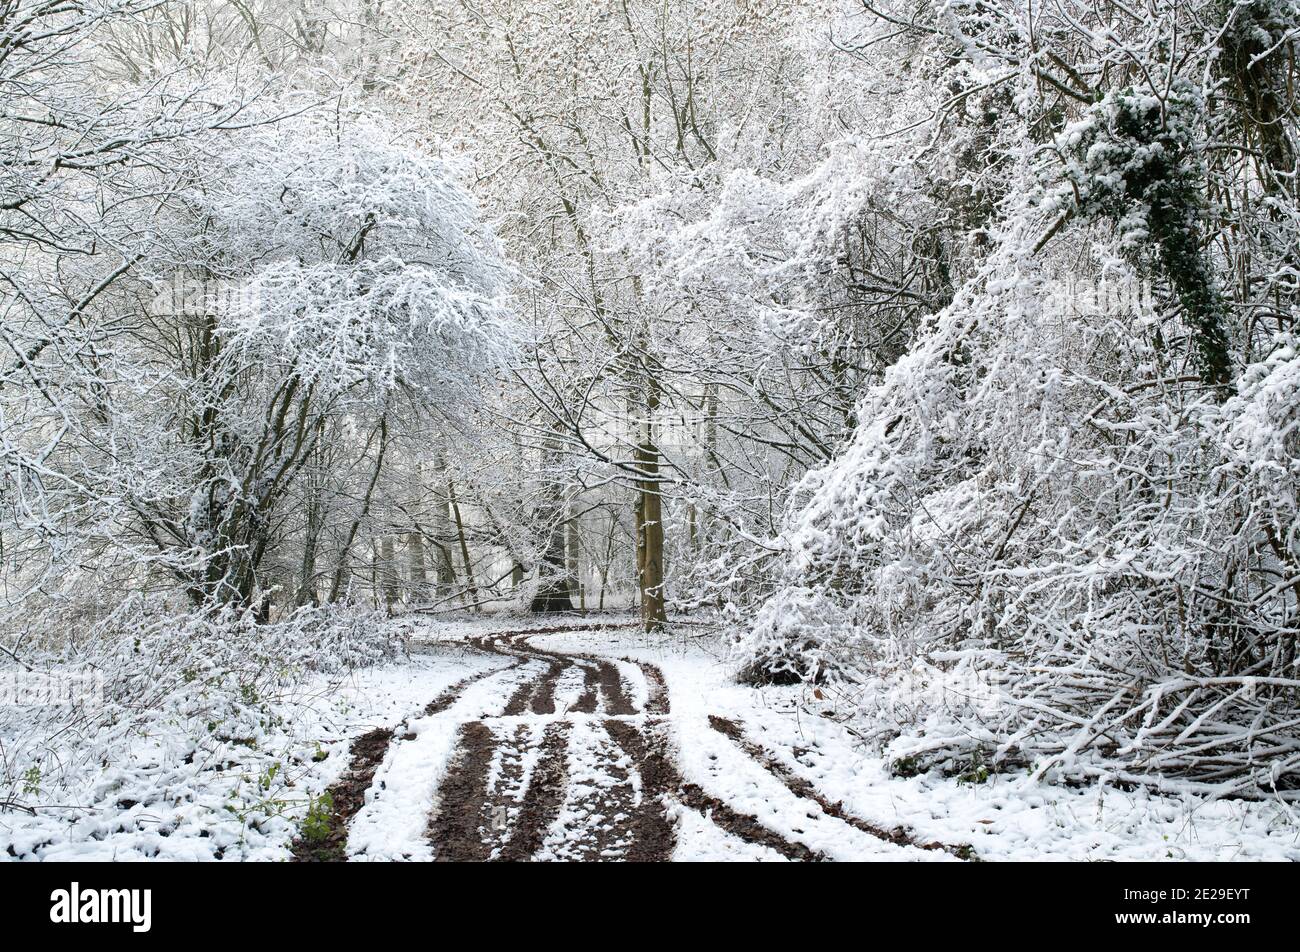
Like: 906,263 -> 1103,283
295,627 -> 973,862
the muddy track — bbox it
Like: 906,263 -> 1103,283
291,727 -> 394,862
529,660 -> 565,714
311,625 -> 904,862
429,721 -> 498,862
420,630 -> 827,862
595,659 -> 634,715
427,632 -> 652,861
571,662 -> 601,713
598,720 -> 677,861
496,724 -> 569,860
628,659 -> 670,715
604,719 -> 823,862
479,634 -> 633,716
292,655 -> 524,861
546,721 -> 639,860
707,715 -> 974,860
425,658 -> 524,715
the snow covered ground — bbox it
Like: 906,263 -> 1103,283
0,640 -> 506,861
3,616 -> 1297,861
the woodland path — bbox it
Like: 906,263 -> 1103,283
295,625 -> 968,862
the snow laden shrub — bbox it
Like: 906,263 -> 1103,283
742,205 -> 1300,794
743,587 -> 858,685
185,115 -> 511,398
0,596 -> 404,812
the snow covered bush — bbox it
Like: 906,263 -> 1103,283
0,597 -> 405,836
1,101 -> 514,630
740,0 -> 1300,797
744,221 -> 1300,794
123,111 -> 513,612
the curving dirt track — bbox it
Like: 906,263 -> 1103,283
304,626 -> 973,862
424,631 -> 686,861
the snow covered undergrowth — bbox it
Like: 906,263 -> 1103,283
529,626 -> 1300,862
0,613 -> 504,861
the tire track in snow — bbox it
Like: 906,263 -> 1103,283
496,723 -> 570,860
291,726 -> 394,862
537,720 -> 638,861
292,654 -> 522,862
346,658 -> 546,860
355,625 -> 876,863
707,715 -> 974,860
429,721 -> 497,862
426,630 -> 665,860
420,629 -> 825,862
604,718 -> 819,862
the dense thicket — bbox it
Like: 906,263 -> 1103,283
738,0 -> 1300,796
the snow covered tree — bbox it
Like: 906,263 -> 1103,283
117,111 -> 513,611
0,0 -> 252,627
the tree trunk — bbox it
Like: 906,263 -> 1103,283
328,415 -> 388,603
427,474 -> 457,598
530,522 -> 574,612
566,506 -> 583,608
297,496 -> 322,607
448,479 -> 480,611
408,530 -> 429,603
598,510 -> 617,611
635,383 -> 667,632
